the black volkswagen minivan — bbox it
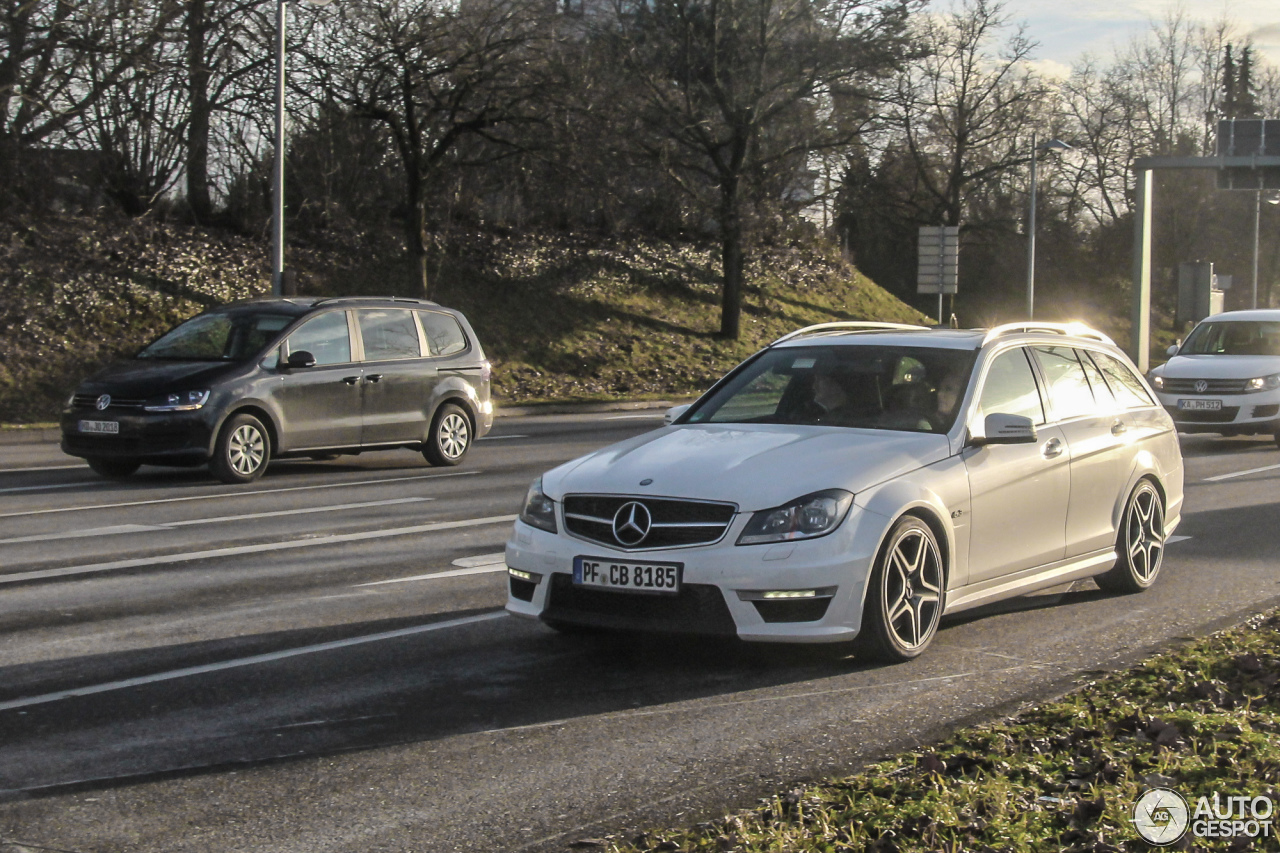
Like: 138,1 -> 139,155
61,297 -> 493,483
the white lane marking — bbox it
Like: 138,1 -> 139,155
0,470 -> 479,520
0,481 -> 110,495
452,552 -> 506,568
0,463 -> 88,473
478,434 -> 528,441
0,514 -> 519,586
603,414 -> 665,420
0,611 -> 509,712
0,498 -> 431,546
1204,462 -> 1280,482
357,564 -> 508,587
1167,535 -> 1192,544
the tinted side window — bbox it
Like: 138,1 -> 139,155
287,312 -> 352,366
1032,346 -> 1096,420
359,309 -> 421,361
418,311 -> 469,357
977,348 -> 1045,424
1092,352 -> 1155,408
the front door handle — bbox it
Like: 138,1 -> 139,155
342,376 -> 360,385
365,374 -> 383,384
1111,420 -> 1127,436
1042,437 -> 1064,459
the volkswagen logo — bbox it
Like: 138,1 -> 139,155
612,501 -> 652,547
95,394 -> 112,411
1194,380 -> 1208,394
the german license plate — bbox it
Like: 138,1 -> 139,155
79,419 -> 119,434
573,556 -> 682,594
1177,399 -> 1222,411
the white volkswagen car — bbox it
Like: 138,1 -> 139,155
505,322 -> 1184,662
1147,309 -> 1280,447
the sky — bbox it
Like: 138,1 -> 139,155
998,0 -> 1280,79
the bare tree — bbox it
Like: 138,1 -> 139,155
315,0 -> 551,297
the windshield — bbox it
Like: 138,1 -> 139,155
1180,321 -> 1280,356
685,344 -> 978,434
138,312 -> 293,361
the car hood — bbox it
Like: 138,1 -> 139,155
1158,354 -> 1280,379
78,359 -> 244,397
542,424 -> 951,511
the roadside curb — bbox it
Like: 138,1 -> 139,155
0,400 -> 687,447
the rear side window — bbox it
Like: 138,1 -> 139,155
1032,346 -> 1097,421
977,348 -> 1045,425
359,309 -> 422,361
1091,352 -> 1155,408
287,312 -> 352,366
418,311 -> 469,357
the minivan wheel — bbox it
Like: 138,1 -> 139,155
423,403 -> 471,466
211,413 -> 270,484
855,516 -> 945,663
87,457 -> 141,479
1095,479 -> 1165,594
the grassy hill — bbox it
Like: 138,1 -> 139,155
0,212 -> 929,424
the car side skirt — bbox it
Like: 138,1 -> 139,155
943,548 -> 1117,615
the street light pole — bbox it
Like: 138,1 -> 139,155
1026,135 -> 1073,319
271,0 -> 287,296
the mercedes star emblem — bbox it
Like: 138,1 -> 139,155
612,501 -> 652,546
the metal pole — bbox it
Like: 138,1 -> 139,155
1253,188 -> 1262,310
271,0 -> 287,296
1026,133 -> 1037,319
1131,169 -> 1153,373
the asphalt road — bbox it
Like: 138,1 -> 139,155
1,416 -> 1278,853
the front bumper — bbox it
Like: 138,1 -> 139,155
1154,390 -> 1280,434
60,408 -> 214,464
503,507 -> 886,644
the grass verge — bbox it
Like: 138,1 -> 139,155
597,610 -> 1280,853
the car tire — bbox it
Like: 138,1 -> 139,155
423,403 -> 471,466
211,413 -> 270,484
87,457 -> 141,479
1095,479 -> 1165,594
855,515 -> 945,663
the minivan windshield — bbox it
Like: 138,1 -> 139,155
685,344 -> 978,434
138,312 -> 293,361
1180,321 -> 1280,356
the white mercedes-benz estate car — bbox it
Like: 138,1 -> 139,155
505,322 -> 1184,662
1147,309 -> 1280,447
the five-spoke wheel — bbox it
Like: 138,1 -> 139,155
423,403 -> 472,466
1096,479 -> 1165,593
211,413 -> 270,484
856,516 -> 944,662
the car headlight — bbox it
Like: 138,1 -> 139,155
737,489 -> 853,546
143,390 -> 211,412
518,477 -> 557,533
1245,374 -> 1280,392
1149,374 -> 1164,390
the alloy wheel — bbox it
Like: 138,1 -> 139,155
882,525 -> 944,651
228,423 -> 265,475
1124,482 -> 1165,584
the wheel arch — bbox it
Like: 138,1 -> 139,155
210,404 -> 279,458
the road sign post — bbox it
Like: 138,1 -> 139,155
918,226 -> 959,324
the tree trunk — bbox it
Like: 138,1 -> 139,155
719,177 -> 743,339
186,0 -> 213,222
407,175 -> 431,299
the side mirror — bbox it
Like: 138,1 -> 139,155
969,413 -> 1037,447
1166,344 -> 1180,357
286,350 -> 316,369
664,403 -> 691,425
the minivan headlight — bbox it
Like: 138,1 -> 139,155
1245,374 -> 1280,392
1149,374 -> 1164,390
143,390 -> 210,412
518,477 -> 557,533
737,489 -> 854,545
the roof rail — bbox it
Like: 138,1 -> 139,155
771,321 -> 931,346
981,322 -> 1115,346
312,296 -> 439,308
